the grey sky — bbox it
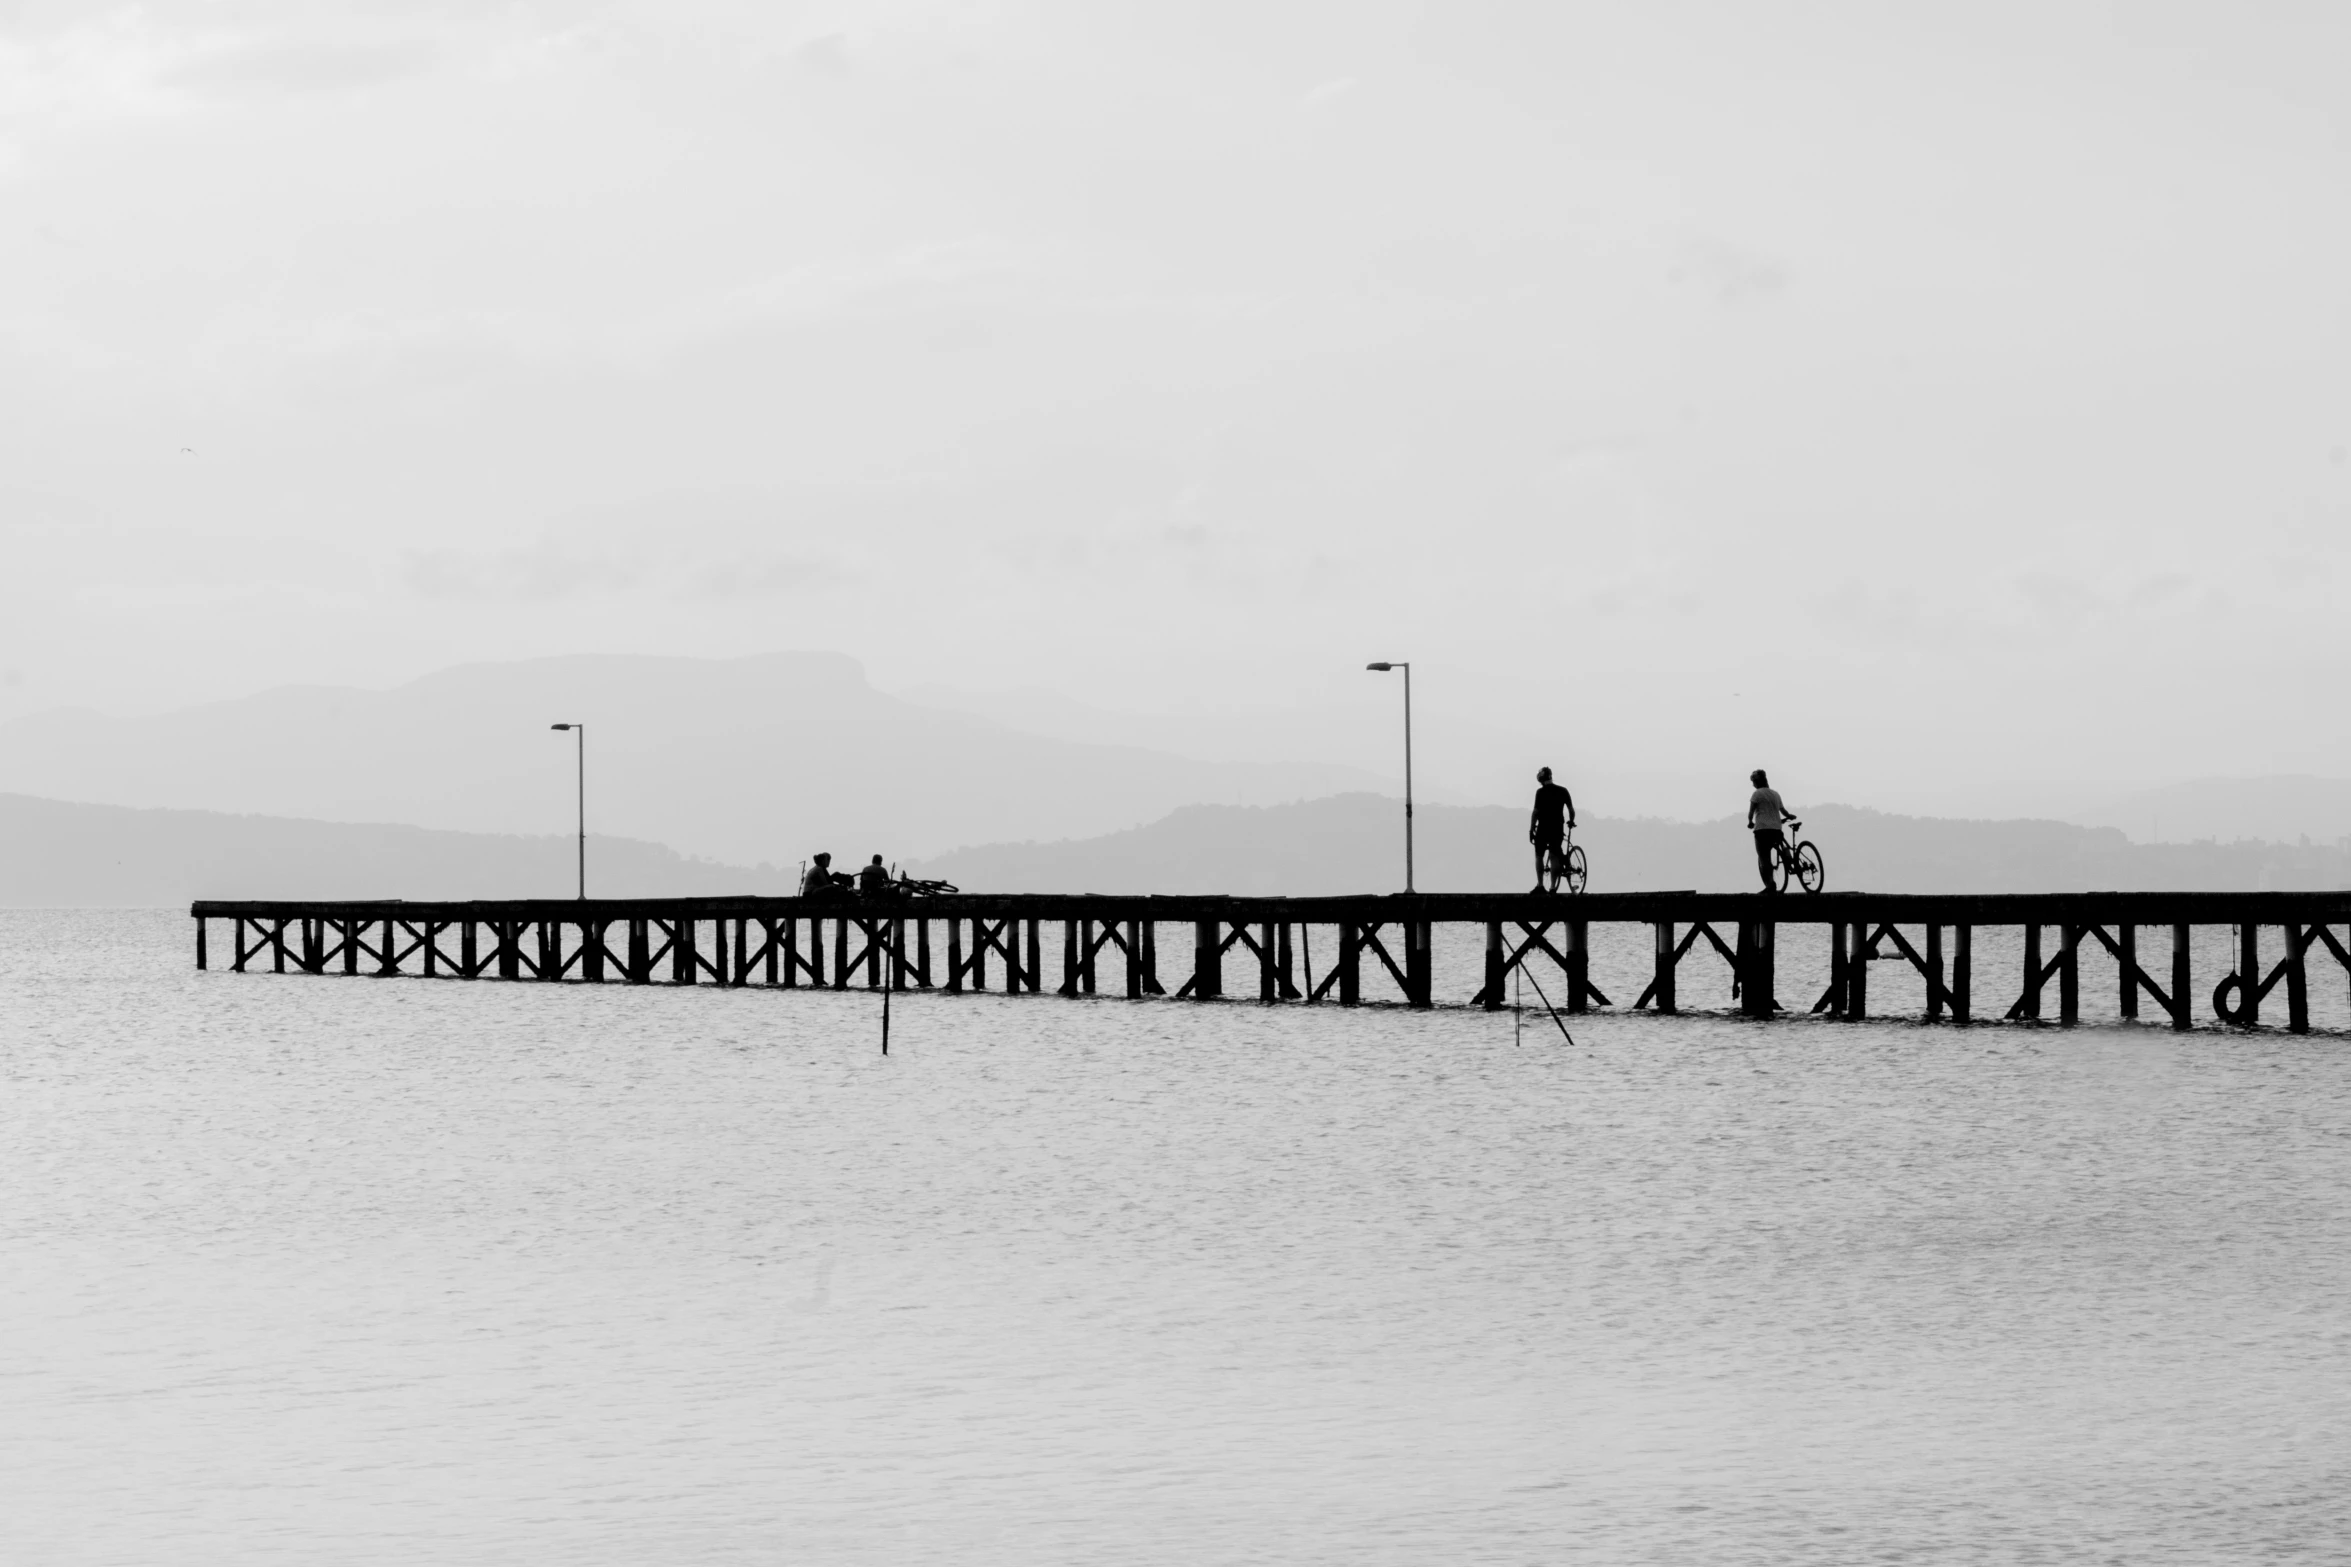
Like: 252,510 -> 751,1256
3,1 -> 2346,819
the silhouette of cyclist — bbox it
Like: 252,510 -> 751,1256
1529,766 -> 1576,891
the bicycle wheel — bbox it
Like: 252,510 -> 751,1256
1565,844 -> 1588,895
1794,841 -> 1825,894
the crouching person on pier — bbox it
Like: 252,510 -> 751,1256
802,852 -> 852,897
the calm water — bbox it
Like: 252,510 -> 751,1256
5,910 -> 2348,1564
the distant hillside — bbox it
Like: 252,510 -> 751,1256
0,651 -> 1381,864
2076,774 -> 2351,846
912,794 -> 2351,895
0,793 -> 781,906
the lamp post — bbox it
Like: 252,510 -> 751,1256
1364,662 -> 1412,892
550,723 -> 585,899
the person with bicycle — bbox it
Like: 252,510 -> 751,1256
1746,769 -> 1795,892
1529,766 -> 1576,892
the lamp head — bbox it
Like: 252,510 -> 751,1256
1365,662 -> 1393,672
551,723 -> 574,731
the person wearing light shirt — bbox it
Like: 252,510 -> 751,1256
1746,770 -> 1795,892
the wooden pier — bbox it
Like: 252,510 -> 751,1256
189,891 -> 2351,1032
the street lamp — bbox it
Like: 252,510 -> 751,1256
550,723 -> 585,899
1364,662 -> 1413,892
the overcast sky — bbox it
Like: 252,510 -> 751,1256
2,1 -> 2346,817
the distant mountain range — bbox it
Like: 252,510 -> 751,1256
2076,775 -> 2351,847
0,793 -> 778,906
913,794 -> 2351,896
0,652 -> 1383,865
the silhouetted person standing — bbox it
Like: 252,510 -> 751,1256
1529,766 -> 1575,891
1747,770 -> 1792,892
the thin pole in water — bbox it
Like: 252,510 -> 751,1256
880,864 -> 896,1055
1518,963 -> 1577,1047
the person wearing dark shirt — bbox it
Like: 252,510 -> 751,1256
802,852 -> 843,897
1528,766 -> 1576,891
857,855 -> 892,896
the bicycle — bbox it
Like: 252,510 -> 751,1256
1761,820 -> 1826,894
1534,830 -> 1588,895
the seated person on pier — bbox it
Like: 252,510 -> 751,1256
857,854 -> 893,897
1529,766 -> 1576,891
802,852 -> 851,897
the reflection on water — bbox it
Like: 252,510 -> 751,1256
3,911 -> 2346,1564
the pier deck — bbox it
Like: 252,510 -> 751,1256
192,890 -> 2351,1032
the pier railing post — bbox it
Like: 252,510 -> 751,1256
1484,922 -> 1504,1012
1654,920 -> 1676,1014
1828,922 -> 1848,1015
1193,920 -> 1220,1000
2286,923 -> 2310,1034
1564,921 -> 1588,1015
1740,920 -> 1776,1017
1847,923 -> 1868,1021
2236,923 -> 2260,1026
2021,924 -> 2042,1020
2118,924 -> 2138,1020
2058,924 -> 2080,1025
1925,924 -> 1945,1020
1951,924 -> 1972,1025
2170,923 -> 2191,1030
